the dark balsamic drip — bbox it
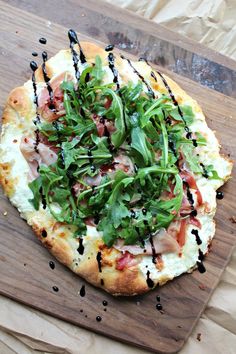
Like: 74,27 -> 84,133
68,29 -> 86,80
142,208 -> 147,215
135,226 -> 145,247
107,53 -> 127,133
191,229 -> 202,245
200,163 -> 209,178
85,72 -> 90,83
68,29 -> 86,64
151,71 -> 158,82
149,235 -> 157,264
169,140 -> 177,158
146,270 -> 154,288
104,124 -> 115,152
197,249 -> 206,273
102,300 -> 108,306
39,187 -> 47,209
39,37 -> 47,44
156,295 -> 161,302
216,191 -> 224,200
104,308 -> 107,312
156,70 -> 197,145
30,61 -> 41,153
100,279 -> 104,286
96,316 -> 102,322
52,121 -> 65,166
77,238 -> 84,255
96,251 -> 102,272
41,229 -> 47,238
80,285 -> 86,297
42,51 -> 55,110
130,210 -> 136,218
105,44 -> 114,52
90,165 -> 96,173
52,286 -> 59,292
49,261 -> 55,269
32,51 -> 38,57
108,52 -> 120,90
184,182 -> 194,207
197,262 -> 206,273
190,209 -> 198,217
156,303 -> 163,311
121,55 -> 155,98
80,309 -> 83,313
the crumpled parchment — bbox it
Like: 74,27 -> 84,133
1,0 -> 236,353
104,0 -> 236,60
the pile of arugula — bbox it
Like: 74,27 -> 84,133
29,56 -> 219,246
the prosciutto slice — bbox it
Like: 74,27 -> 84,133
20,137 -> 58,181
114,228 -> 180,256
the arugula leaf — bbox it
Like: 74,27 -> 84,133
29,177 -> 42,210
170,105 -> 194,125
181,144 -> 202,173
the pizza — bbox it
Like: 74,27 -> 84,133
0,30 -> 232,295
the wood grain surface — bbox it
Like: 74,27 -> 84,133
0,1 -> 235,353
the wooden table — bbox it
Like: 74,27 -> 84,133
0,1 -> 235,353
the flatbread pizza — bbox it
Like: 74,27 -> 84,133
0,30 -> 232,295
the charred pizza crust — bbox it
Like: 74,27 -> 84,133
0,41 -> 233,295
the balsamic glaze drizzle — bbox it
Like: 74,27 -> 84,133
191,229 -> 202,245
77,238 -> 84,255
39,186 -> 47,209
105,44 -> 114,52
39,37 -> 47,44
107,53 -> 127,132
184,181 -> 194,207
121,55 -> 155,98
156,303 -> 163,311
197,249 -> 206,273
30,61 -> 41,153
52,286 -> 59,292
146,270 -> 154,288
216,191 -> 224,200
68,29 -> 86,80
79,284 -> 86,297
49,261 -> 55,269
135,226 -> 145,247
96,251 -> 102,272
200,163 -> 209,178
149,235 -> 157,264
42,51 -> 55,110
107,52 -> 120,90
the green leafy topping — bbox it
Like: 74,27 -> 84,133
29,55 -> 221,246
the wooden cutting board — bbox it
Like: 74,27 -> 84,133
0,1 -> 235,353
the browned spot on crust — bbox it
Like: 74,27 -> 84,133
0,162 -> 16,196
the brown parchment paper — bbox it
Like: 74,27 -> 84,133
104,0 -> 236,60
0,1 -> 236,353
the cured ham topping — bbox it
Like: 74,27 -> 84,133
38,72 -> 74,121
20,137 -> 57,181
114,229 -> 180,255
116,251 -> 140,270
180,170 -> 203,206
